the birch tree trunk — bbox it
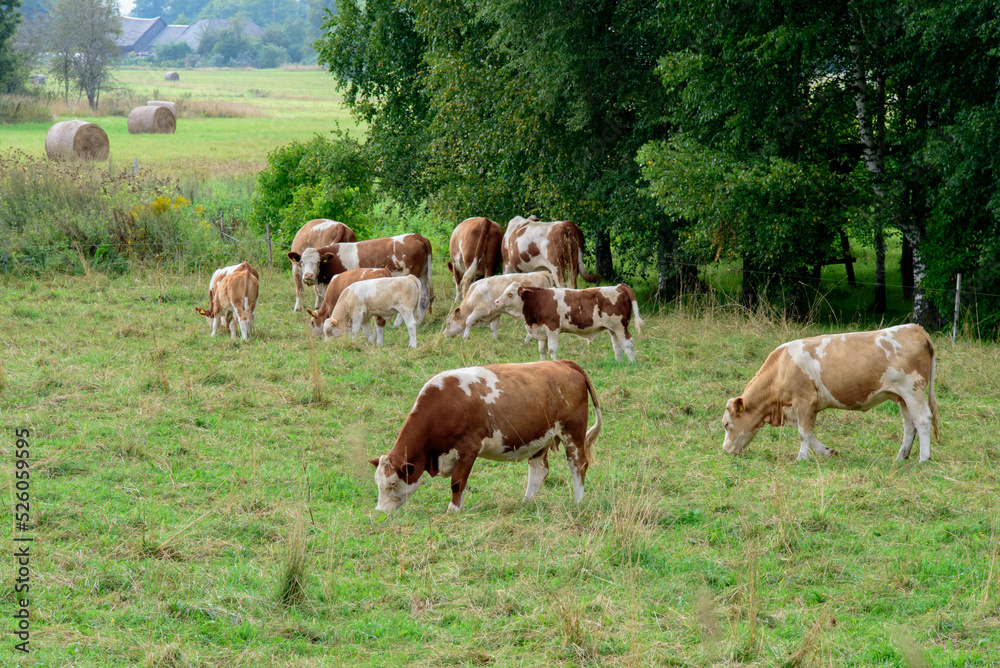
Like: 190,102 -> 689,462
850,30 -> 887,314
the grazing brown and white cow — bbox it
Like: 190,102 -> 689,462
285,219 -> 357,312
310,234 -> 433,322
323,274 -> 422,348
447,216 -> 504,301
722,324 -> 940,462
194,261 -> 259,340
304,267 -> 391,336
501,215 -> 598,288
494,283 -> 644,362
443,271 -> 555,340
369,360 -> 602,513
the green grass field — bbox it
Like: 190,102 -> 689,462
1,258 -> 998,667
0,68 -> 361,177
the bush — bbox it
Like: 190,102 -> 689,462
0,150 -> 251,276
255,43 -> 289,69
154,41 -> 192,63
250,134 -> 375,246
0,96 -> 52,123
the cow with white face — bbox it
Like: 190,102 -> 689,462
442,271 -> 554,340
370,360 -> 602,513
323,274 -> 421,348
722,324 -> 940,461
502,215 -> 598,288
310,234 -> 434,323
494,282 -> 644,362
285,219 -> 357,312
194,261 -> 259,340
304,267 -> 391,336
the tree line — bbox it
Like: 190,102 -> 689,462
313,0 -> 1000,331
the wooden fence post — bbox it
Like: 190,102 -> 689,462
266,224 -> 273,269
952,273 -> 961,343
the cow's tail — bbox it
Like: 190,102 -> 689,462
572,224 -> 599,284
622,284 -> 644,336
459,218 -> 494,297
929,349 -> 940,443
581,365 -> 602,466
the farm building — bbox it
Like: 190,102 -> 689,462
118,16 -> 264,56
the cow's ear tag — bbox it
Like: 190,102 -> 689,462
735,398 -> 745,414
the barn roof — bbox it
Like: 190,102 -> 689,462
118,17 -> 166,53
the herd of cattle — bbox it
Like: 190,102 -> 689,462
194,216 -> 941,513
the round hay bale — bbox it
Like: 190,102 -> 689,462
128,105 -> 176,134
146,100 -> 177,116
44,120 -> 110,161
164,71 -> 180,81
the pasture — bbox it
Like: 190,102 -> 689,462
0,68 -> 361,176
1,258 -> 999,667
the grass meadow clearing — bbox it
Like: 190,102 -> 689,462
2,257 -> 999,667
1,68 -> 361,177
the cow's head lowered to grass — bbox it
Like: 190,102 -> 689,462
721,396 -> 760,454
369,455 -> 423,512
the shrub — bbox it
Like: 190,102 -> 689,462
0,150 -> 252,276
250,134 -> 375,246
154,41 -> 192,63
255,43 -> 289,69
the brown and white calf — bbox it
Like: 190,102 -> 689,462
194,262 -> 259,340
285,219 -> 357,312
447,216 -> 503,301
323,274 -> 422,348
501,215 -> 598,288
369,360 -> 602,513
495,283 -> 644,362
443,271 -> 555,340
304,267 -> 391,336
722,324 -> 940,462
310,234 -> 433,322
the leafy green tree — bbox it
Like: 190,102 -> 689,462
0,0 -> 23,93
46,0 -> 121,109
315,0 -> 431,206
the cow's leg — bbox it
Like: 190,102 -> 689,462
489,316 -> 500,339
903,396 -> 933,462
609,331 -> 625,361
314,282 -> 325,310
361,318 -> 375,344
896,401 -> 917,461
227,312 -> 238,339
448,456 -> 476,513
794,405 -> 834,459
563,438 -> 588,503
524,448 -> 550,500
403,310 -> 418,348
537,337 -> 547,361
292,262 -> 303,312
463,311 -> 480,340
375,321 -> 385,346
350,316 -> 363,340
546,332 -> 559,361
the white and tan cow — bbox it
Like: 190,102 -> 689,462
285,219 -> 357,312
304,267 -> 392,336
323,274 -> 422,348
502,215 -> 598,288
194,261 -> 259,340
722,324 -> 940,462
443,271 -> 555,340
311,234 -> 433,322
369,360 -> 602,513
495,283 -> 644,362
447,216 -> 504,301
